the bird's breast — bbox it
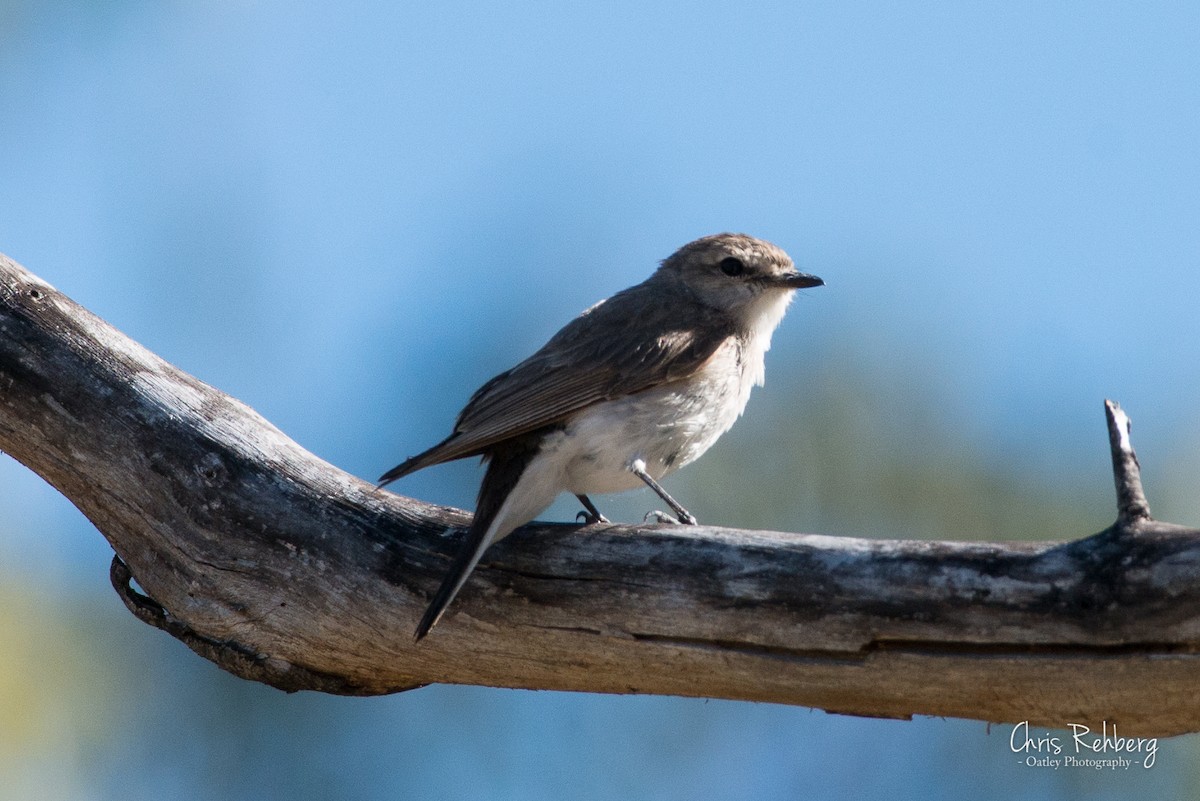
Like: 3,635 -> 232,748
552,335 -> 763,495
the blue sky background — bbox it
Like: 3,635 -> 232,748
2,2 -> 1199,799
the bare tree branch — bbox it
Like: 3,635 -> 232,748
2,252 -> 1199,736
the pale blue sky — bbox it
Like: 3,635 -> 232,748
1,2 -> 1198,798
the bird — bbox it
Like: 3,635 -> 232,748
379,233 -> 823,640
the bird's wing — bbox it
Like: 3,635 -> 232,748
378,284 -> 734,485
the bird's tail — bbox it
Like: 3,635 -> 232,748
413,511 -> 501,640
413,431 -> 550,640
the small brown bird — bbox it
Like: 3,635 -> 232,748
380,233 -> 822,639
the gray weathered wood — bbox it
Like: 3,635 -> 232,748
2,252 -> 1199,736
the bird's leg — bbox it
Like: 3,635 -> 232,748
628,459 -> 698,525
574,494 -> 610,524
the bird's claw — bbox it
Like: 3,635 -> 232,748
576,511 -> 611,525
643,509 -> 698,525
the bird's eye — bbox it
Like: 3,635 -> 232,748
718,256 -> 745,277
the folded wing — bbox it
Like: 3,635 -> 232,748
378,283 -> 734,486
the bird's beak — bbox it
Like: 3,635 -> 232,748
777,271 -> 824,289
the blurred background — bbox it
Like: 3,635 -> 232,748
2,1 -> 1199,798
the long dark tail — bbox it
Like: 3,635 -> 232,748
413,513 -> 495,640
413,434 -> 543,641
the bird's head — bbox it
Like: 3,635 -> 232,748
656,233 -> 823,331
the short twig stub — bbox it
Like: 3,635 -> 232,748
1104,399 -> 1152,525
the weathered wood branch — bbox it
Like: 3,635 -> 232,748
2,252 -> 1199,737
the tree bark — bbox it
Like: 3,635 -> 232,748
2,252 -> 1198,737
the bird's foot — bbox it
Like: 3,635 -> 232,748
627,460 -> 698,526
574,494 -> 609,525
643,509 -> 698,525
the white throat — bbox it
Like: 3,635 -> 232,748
742,289 -> 795,388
